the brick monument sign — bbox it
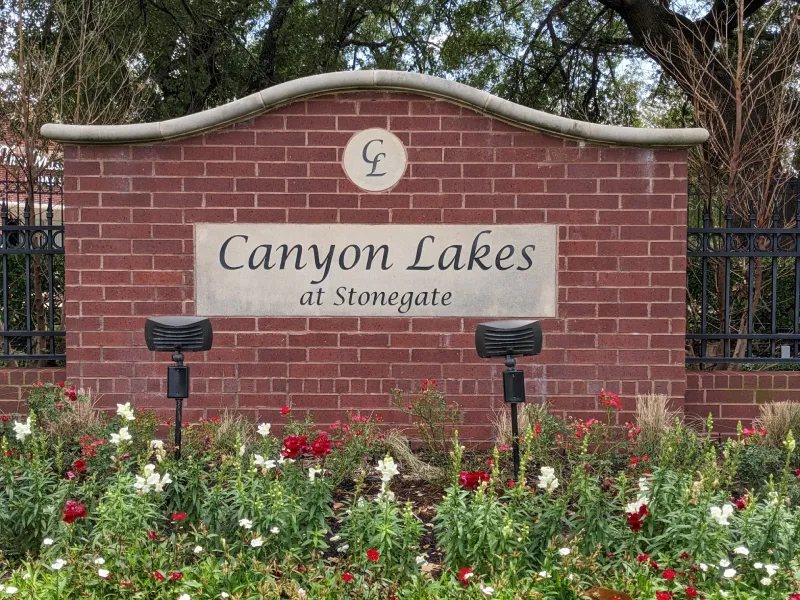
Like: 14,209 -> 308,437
41,70 -> 708,440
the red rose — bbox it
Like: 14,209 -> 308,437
154,571 -> 165,581
458,471 -> 490,490
281,406 -> 290,416
662,569 -> 677,581
62,500 -> 87,523
311,433 -> 332,458
172,512 -> 187,522
685,587 -> 698,598
367,548 -> 380,562
341,573 -> 354,582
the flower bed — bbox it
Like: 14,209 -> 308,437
1,383 -> 800,599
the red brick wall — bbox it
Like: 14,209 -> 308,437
686,372 -> 800,434
0,367 -> 68,415
61,91 -> 689,441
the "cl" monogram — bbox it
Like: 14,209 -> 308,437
362,139 -> 387,177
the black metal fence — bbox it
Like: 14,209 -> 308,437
686,179 -> 800,365
0,170 -> 65,363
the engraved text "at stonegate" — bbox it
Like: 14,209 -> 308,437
217,230 -> 537,284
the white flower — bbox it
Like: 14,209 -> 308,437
43,537 -> 54,546
298,589 -> 306,598
97,568 -> 110,578
308,466 -> 322,482
558,547 -> 571,556
193,546 -> 203,554
51,558 -> 66,570
254,454 -> 276,473
278,454 -> 293,465
764,564 -> 778,576
537,466 -> 559,494
13,417 -> 31,442
178,595 -> 192,600
637,476 -> 650,492
699,563 -> 708,572
710,504 -> 734,526
733,546 -> 749,556
330,535 -> 341,542
116,402 -> 135,421
239,518 -> 253,529
723,568 -> 737,578
134,464 -> 170,493
760,577 -> 772,586
337,544 -> 349,553
625,498 -> 647,515
110,427 -> 132,445
238,443 -> 246,457
377,456 -> 400,482
753,562 -> 763,569
257,423 -> 271,437
479,585 -> 494,596
93,557 -> 105,565
4,587 -> 18,594
270,526 -> 280,534
250,537 -> 263,547
150,439 -> 166,462
220,594 -> 230,599
719,559 -> 731,568
720,592 -> 729,598
538,570 -> 551,578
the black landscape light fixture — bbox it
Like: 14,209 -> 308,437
475,320 -> 543,480
144,316 -> 213,459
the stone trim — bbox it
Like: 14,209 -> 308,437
42,70 -> 708,147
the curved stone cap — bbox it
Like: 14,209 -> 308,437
42,70 -> 708,147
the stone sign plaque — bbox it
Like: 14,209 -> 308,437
195,224 -> 557,317
342,128 -> 407,191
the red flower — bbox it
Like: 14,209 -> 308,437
457,568 -> 473,585
281,405 -> 290,416
626,502 -> 649,532
147,530 -> 158,541
730,495 -> 749,510
367,548 -> 380,562
282,435 -> 309,458
599,390 -> 622,410
311,432 -> 332,458
662,569 -> 677,581
0,415 -> 7,422
508,480 -> 516,488
171,512 -> 187,522
656,593 -> 674,600
61,500 -> 86,523
58,381 -> 65,388
685,587 -> 698,598
637,553 -> 650,563
790,595 -> 800,600
679,552 -> 692,560
153,571 -> 165,581
341,573 -> 354,582
170,572 -> 182,581
458,471 -> 490,490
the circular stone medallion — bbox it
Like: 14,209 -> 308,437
342,128 -> 407,192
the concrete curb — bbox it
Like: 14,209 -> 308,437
41,70 -> 708,147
